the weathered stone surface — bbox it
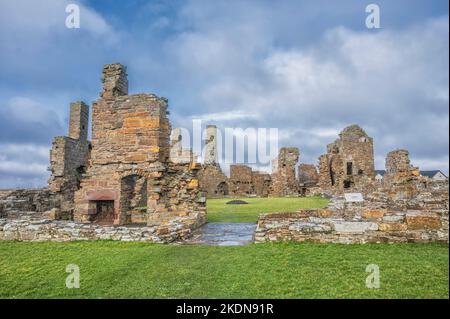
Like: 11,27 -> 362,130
270,147 -> 300,196
333,221 -> 378,233
378,223 -> 407,232
406,212 -> 441,230
362,209 -> 386,219
0,217 -> 196,243
255,191 -> 448,244
317,125 -> 375,195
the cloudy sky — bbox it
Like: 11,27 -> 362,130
0,0 -> 448,188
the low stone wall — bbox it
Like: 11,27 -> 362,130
0,189 -> 57,218
255,200 -> 449,244
0,214 -> 202,243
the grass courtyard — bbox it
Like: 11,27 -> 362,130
0,241 -> 448,298
0,197 -> 448,299
207,196 -> 329,222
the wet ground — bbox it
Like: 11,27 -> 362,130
183,223 -> 257,246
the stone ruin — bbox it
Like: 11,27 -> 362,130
0,63 -> 447,244
317,125 -> 375,195
270,147 -> 300,196
0,63 -> 206,242
298,164 -> 319,196
255,145 -> 449,244
197,125 -> 229,197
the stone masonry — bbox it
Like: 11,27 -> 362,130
270,147 -> 300,196
48,101 -> 90,217
298,163 -> 319,196
229,165 -> 254,196
255,193 -> 448,244
70,63 -> 205,229
318,125 -> 375,195
198,125 -> 229,197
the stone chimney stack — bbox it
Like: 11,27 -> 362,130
101,63 -> 128,98
204,125 -> 218,165
68,101 -> 89,141
170,128 -> 183,155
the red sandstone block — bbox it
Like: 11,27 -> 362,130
363,209 -> 386,219
406,213 -> 441,230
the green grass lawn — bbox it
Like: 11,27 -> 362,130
0,241 -> 447,298
207,196 -> 329,222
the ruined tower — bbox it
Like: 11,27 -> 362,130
383,149 -> 420,196
204,125 -> 218,165
317,125 -> 375,194
170,128 -> 194,164
270,147 -> 300,196
298,163 -> 319,196
101,63 -> 128,98
48,101 -> 90,216
71,63 -> 205,226
68,101 -> 89,141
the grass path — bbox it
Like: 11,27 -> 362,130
0,241 -> 447,298
207,197 -> 329,222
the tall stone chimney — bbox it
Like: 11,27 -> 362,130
204,125 -> 218,165
101,63 -> 128,98
68,101 -> 89,141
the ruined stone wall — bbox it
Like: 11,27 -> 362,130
170,128 -> 193,164
379,149 -> 423,201
298,163 -> 319,196
229,165 -> 254,196
318,125 -> 375,195
270,147 -> 299,196
255,193 -> 449,244
101,63 -> 128,98
48,102 -> 90,215
0,216 -> 200,243
252,171 -> 271,197
298,164 -> 319,186
198,165 -> 229,198
73,63 -> 204,228
0,189 -> 57,218
204,125 -> 218,165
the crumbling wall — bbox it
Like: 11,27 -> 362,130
229,165 -> 254,196
0,189 -> 57,218
317,125 -> 375,195
48,101 -> 90,216
252,171 -> 271,197
255,192 -> 449,244
270,147 -> 299,196
198,165 -> 229,198
204,125 -> 218,165
73,63 -> 205,228
298,164 -> 319,196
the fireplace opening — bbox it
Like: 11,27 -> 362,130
92,200 -> 115,225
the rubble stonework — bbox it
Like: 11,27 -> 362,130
198,125 -> 230,197
229,165 -> 254,196
298,164 -> 319,196
270,147 -> 300,196
0,216 -> 196,243
255,192 -> 449,244
252,171 -> 272,197
0,62 -> 448,244
204,125 -> 218,165
48,101 -> 91,216
318,125 -> 375,195
69,64 -> 205,228
0,189 -> 57,218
